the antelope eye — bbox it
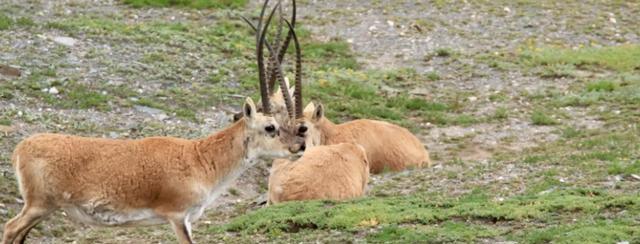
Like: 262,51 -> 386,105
297,125 -> 308,134
265,125 -> 276,132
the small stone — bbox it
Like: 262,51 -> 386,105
0,125 -> 15,135
630,174 -> 640,181
609,17 -> 617,24
52,36 -> 78,47
468,96 -> 478,102
135,105 -> 168,121
409,88 -> 430,96
0,64 -> 21,77
386,20 -> 394,27
368,25 -> 377,31
503,7 -> 511,13
48,87 -> 59,94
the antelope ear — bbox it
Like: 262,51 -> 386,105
284,77 -> 292,91
303,102 -> 315,118
303,102 -> 315,113
312,103 -> 324,122
243,97 -> 257,120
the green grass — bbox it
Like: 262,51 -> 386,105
0,13 -> 12,30
304,41 -> 359,70
531,110 -> 558,125
122,0 -> 248,9
215,189 -> 639,242
35,16 -> 483,128
493,107 -> 508,120
367,223 -> 503,243
586,80 -> 617,92
305,70 -> 475,128
519,44 -> 640,72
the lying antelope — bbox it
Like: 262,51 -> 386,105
235,0 -> 432,174
2,2 -> 304,243
296,102 -> 431,173
268,143 -> 369,204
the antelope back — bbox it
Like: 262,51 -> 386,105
268,143 -> 369,204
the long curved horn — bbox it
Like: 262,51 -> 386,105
266,0 -> 283,91
283,19 -> 302,119
256,0 -> 279,114
267,41 -> 295,119
267,0 -> 296,95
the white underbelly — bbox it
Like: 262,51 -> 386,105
63,205 -> 165,227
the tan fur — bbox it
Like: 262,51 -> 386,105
268,143 -> 369,204
2,98 -> 300,244
299,102 -> 431,174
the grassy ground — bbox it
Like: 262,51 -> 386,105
1,0 -> 639,243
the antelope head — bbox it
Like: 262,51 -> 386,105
241,0 -> 306,153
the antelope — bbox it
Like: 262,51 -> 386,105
295,102 -> 432,173
1,2 -> 304,244
235,0 -> 432,174
268,143 -> 369,204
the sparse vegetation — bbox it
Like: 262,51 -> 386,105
520,45 -> 640,72
122,0 -> 248,9
217,188 -> 638,243
531,110 -> 558,125
0,13 -> 12,30
1,0 -> 639,243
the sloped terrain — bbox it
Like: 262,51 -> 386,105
1,0 -> 639,243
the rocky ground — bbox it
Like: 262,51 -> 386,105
1,0 -> 639,243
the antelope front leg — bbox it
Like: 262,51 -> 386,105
2,204 -> 53,244
167,215 -> 194,244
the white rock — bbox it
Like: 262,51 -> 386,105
52,36 -> 77,47
609,17 -> 617,24
468,96 -> 478,102
48,87 -> 59,94
503,7 -> 511,13
368,25 -> 377,31
387,20 -> 394,27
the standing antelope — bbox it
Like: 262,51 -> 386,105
268,143 -> 370,204
2,2 -> 304,243
2,98 -> 299,244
